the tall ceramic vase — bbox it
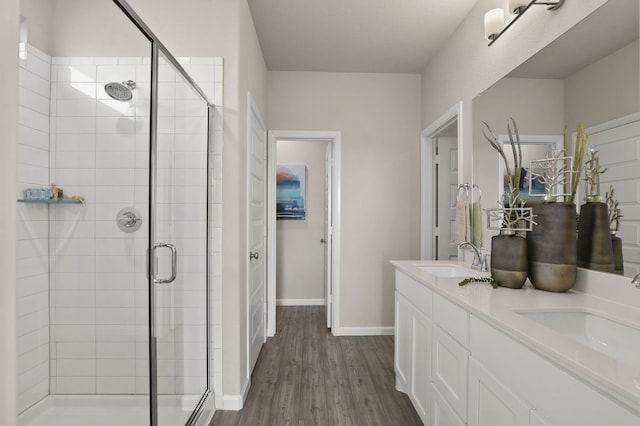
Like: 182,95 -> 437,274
577,202 -> 614,273
491,231 -> 527,289
527,202 -> 577,292
611,233 -> 624,275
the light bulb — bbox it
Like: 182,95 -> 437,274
509,0 -> 529,14
484,9 -> 505,40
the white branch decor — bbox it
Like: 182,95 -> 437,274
528,149 -> 573,201
606,185 -> 623,232
485,206 -> 536,233
584,148 -> 608,202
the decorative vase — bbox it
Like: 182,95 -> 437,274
577,202 -> 614,273
527,202 -> 577,292
611,233 -> 624,275
491,231 -> 528,289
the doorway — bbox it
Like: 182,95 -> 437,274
267,131 -> 341,336
421,104 -> 462,260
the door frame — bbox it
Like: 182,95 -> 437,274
420,102 -> 463,260
266,130 -> 342,337
246,93 -> 268,379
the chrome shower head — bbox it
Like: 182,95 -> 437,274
104,80 -> 136,101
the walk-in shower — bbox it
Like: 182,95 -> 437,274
16,1 -> 220,425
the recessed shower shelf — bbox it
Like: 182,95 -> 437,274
18,199 -> 84,204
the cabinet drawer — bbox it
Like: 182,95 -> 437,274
468,357 -> 531,426
396,270 -> 432,318
433,293 -> 469,347
432,383 -> 465,426
432,325 -> 469,422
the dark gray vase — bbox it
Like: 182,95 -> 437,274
491,233 -> 527,289
611,234 -> 624,275
527,202 -> 577,292
577,202 -> 614,273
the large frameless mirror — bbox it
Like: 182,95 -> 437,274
472,0 -> 639,278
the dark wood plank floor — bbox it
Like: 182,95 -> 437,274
210,306 -> 422,426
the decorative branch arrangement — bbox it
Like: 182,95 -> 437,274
606,185 -> 623,233
567,124 -> 588,204
482,118 -> 522,210
584,148 -> 608,202
528,149 -> 573,202
482,118 -> 535,234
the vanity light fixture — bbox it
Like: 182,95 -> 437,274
485,0 -> 566,46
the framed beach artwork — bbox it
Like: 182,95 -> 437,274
276,164 -> 306,220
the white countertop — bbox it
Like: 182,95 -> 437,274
391,260 -> 640,414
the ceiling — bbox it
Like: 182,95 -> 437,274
247,0 -> 478,74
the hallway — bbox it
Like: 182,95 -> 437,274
211,306 -> 421,426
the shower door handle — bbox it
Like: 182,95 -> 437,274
152,243 -> 177,284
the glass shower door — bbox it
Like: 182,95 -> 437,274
150,50 -> 209,426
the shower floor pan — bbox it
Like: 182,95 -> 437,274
18,395 -> 201,426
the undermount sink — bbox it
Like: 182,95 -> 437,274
516,310 -> 640,370
414,264 -> 471,278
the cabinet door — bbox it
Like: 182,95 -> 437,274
395,292 -> 412,393
432,383 -> 465,426
468,358 -> 530,426
410,307 -> 432,424
432,325 -> 469,422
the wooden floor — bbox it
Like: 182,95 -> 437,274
210,306 -> 422,426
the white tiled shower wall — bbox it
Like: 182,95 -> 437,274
16,44 -> 223,413
17,44 -> 52,414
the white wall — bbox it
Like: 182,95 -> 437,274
19,0 -> 52,54
276,140 -> 328,303
1,0 -> 20,423
565,40 -> 639,130
268,71 -> 421,330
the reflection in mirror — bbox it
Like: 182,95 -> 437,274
473,0 -> 639,277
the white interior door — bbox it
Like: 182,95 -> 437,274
248,95 -> 267,373
324,143 -> 333,328
586,114 -> 640,278
436,136 -> 459,260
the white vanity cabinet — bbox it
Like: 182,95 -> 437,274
469,316 -> 639,426
393,265 -> 640,426
395,271 -> 433,425
431,294 -> 469,425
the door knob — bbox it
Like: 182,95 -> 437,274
249,251 -> 259,260
320,238 -> 327,244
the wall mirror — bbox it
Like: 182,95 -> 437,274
472,0 -> 640,278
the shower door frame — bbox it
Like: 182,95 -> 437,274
111,1 -> 215,425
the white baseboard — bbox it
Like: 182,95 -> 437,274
214,378 -> 251,411
276,298 -> 326,306
333,326 -> 394,336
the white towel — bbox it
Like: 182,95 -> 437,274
455,200 -> 470,244
471,201 -> 483,248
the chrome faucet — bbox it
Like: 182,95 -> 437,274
632,273 -> 640,288
458,241 -> 488,272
